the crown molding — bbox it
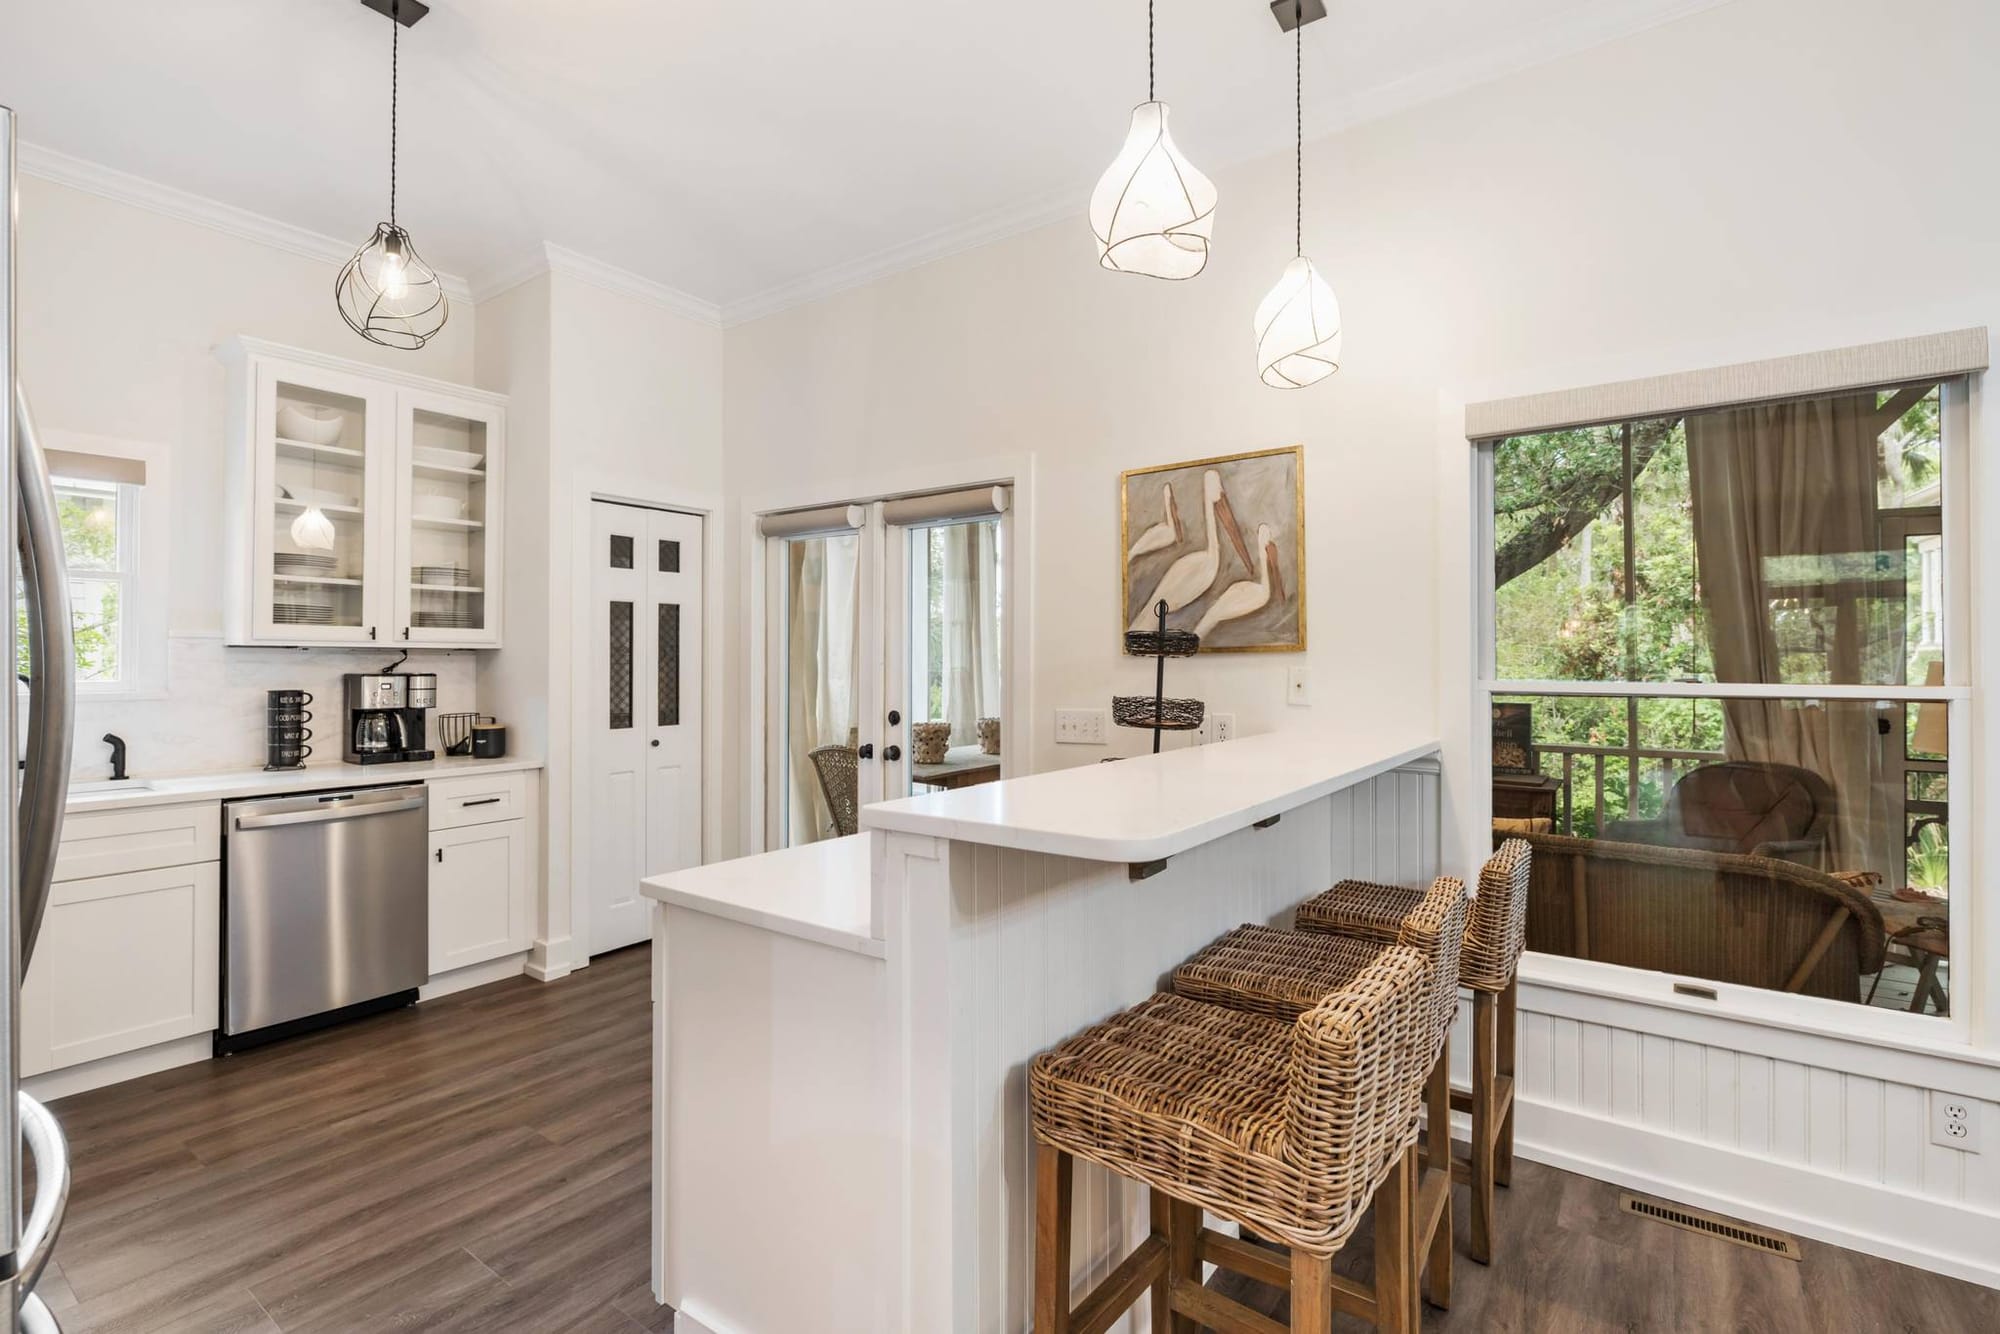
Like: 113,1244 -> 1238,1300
716,0 -> 1734,327
467,243 -> 721,327
17,142 -> 474,302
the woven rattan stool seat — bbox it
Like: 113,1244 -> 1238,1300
1030,950 -> 1431,1255
1295,879 -> 1425,945
1299,839 -> 1531,993
1174,923 -> 1386,1021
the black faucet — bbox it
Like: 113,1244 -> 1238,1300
104,733 -> 128,781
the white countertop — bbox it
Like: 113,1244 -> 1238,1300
640,834 -> 883,958
63,755 -> 544,814
860,725 -> 1441,862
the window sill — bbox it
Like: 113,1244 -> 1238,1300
1517,952 -> 2000,1078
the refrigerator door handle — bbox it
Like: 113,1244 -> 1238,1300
14,382 -> 74,966
14,1093 -> 67,1298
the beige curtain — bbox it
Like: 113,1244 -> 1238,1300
1685,393 -> 1900,879
786,535 -> 860,844
938,522 -> 1001,745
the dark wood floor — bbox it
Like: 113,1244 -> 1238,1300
39,944 -> 1997,1333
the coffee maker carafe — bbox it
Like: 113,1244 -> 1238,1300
343,672 -> 437,764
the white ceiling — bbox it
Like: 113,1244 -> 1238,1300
0,0 -> 1723,320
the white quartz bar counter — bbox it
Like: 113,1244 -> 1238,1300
63,755 -> 545,814
641,834 -> 882,958
860,725 -> 1441,863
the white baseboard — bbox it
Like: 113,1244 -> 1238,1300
670,1300 -> 736,1334
419,952 -> 529,1000
1514,1099 -> 2000,1290
528,934 -> 577,982
24,1033 -> 212,1102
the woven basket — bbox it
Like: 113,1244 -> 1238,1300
1113,696 -> 1204,731
1124,628 -> 1201,658
976,717 -> 1001,755
911,722 -> 952,764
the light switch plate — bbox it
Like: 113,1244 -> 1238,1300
1287,667 -> 1311,707
1055,708 -> 1108,745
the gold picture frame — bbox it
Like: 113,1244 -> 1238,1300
1119,444 -> 1306,653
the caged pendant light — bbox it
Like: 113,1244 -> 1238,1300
1089,1 -> 1218,279
1254,0 -> 1341,389
336,0 -> 449,350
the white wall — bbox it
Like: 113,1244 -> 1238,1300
719,0 -> 2000,1282
15,176 -> 481,778
475,268 -> 725,972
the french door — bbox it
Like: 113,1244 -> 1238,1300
589,500 -> 704,955
763,488 -> 1010,849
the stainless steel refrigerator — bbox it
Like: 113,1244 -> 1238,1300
3,102 -> 78,1333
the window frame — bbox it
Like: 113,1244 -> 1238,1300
1473,378 -> 1973,1045
39,432 -> 170,701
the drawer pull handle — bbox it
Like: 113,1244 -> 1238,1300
461,797 -> 503,807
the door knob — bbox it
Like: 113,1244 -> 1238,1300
887,709 -> 902,726
857,743 -> 875,759
651,739 -> 660,747
883,744 -> 902,762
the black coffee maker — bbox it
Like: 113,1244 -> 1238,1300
343,671 -> 437,764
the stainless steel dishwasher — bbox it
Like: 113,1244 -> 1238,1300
219,783 -> 429,1052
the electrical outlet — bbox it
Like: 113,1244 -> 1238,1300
1213,713 -> 1236,742
1287,667 -> 1311,707
1054,708 -> 1108,745
1931,1093 -> 1980,1152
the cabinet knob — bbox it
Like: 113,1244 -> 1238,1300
435,848 -> 443,863
369,626 -> 378,640
402,627 -> 410,640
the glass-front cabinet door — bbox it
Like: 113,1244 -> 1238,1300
392,389 -> 504,648
250,359 -> 393,644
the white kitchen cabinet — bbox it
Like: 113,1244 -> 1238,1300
20,862 -> 220,1077
222,337 -> 506,649
429,819 -> 532,974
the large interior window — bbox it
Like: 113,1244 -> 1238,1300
1483,381 -> 1963,1017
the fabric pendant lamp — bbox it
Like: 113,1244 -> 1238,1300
1255,0 -> 1341,389
290,506 -> 338,552
1089,2 -> 1216,279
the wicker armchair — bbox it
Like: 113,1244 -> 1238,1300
1030,948 -> 1436,1332
806,744 -> 859,838
1516,831 -> 1885,1001
1601,761 -> 1834,866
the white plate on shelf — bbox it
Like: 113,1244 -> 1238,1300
276,404 -> 345,445
412,493 -> 467,520
413,446 -> 485,471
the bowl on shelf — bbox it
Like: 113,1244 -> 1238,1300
412,492 -> 467,520
412,446 -> 485,471
276,403 -> 346,445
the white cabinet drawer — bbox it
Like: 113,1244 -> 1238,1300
55,802 -> 221,882
427,771 -> 527,830
20,862 -> 221,1076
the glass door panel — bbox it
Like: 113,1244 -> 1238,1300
773,529 -> 863,846
398,397 -> 497,645
896,517 -> 1004,797
264,375 -> 378,640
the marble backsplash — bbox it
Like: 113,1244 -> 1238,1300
55,635 -> 482,781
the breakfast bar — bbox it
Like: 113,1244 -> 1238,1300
643,726 -> 1442,1334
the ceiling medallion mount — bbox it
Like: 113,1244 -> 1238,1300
1269,0 -> 1327,32
337,0 -> 449,350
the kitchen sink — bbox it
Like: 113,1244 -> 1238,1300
68,780 -> 160,794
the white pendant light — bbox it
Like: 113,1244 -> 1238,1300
1255,1 -> 1341,388
290,506 -> 338,552
1089,2 -> 1217,279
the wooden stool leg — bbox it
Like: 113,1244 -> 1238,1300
1423,1038 -> 1454,1307
1167,1198 -> 1201,1334
1291,1246 -> 1334,1334
1148,1189 -> 1173,1334
1470,989 -> 1498,1265
1372,1146 -> 1417,1334
1034,1143 -> 1073,1334
1496,976 -> 1518,1188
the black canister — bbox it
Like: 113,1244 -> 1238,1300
470,722 -> 507,759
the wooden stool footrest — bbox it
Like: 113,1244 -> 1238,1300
1198,1228 -> 1291,1290
1069,1234 -> 1168,1334
1168,1277 -> 1290,1334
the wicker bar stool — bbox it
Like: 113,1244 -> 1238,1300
1295,839 -> 1534,1264
1030,947 -> 1436,1334
1172,874 -> 1470,1311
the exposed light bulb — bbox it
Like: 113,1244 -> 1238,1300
290,506 -> 337,552
1253,256 -> 1342,390
380,251 -> 408,300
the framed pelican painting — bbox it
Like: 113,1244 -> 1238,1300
1119,444 -> 1305,653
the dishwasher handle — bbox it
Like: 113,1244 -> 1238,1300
234,795 -> 427,831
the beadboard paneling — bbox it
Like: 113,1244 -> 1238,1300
907,761 -> 1441,1334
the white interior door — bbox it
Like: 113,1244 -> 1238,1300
588,500 -> 704,956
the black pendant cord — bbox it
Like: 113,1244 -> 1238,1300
1295,0 -> 1303,257
389,1 -> 400,228
1148,0 -> 1155,103
1152,599 -> 1168,754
